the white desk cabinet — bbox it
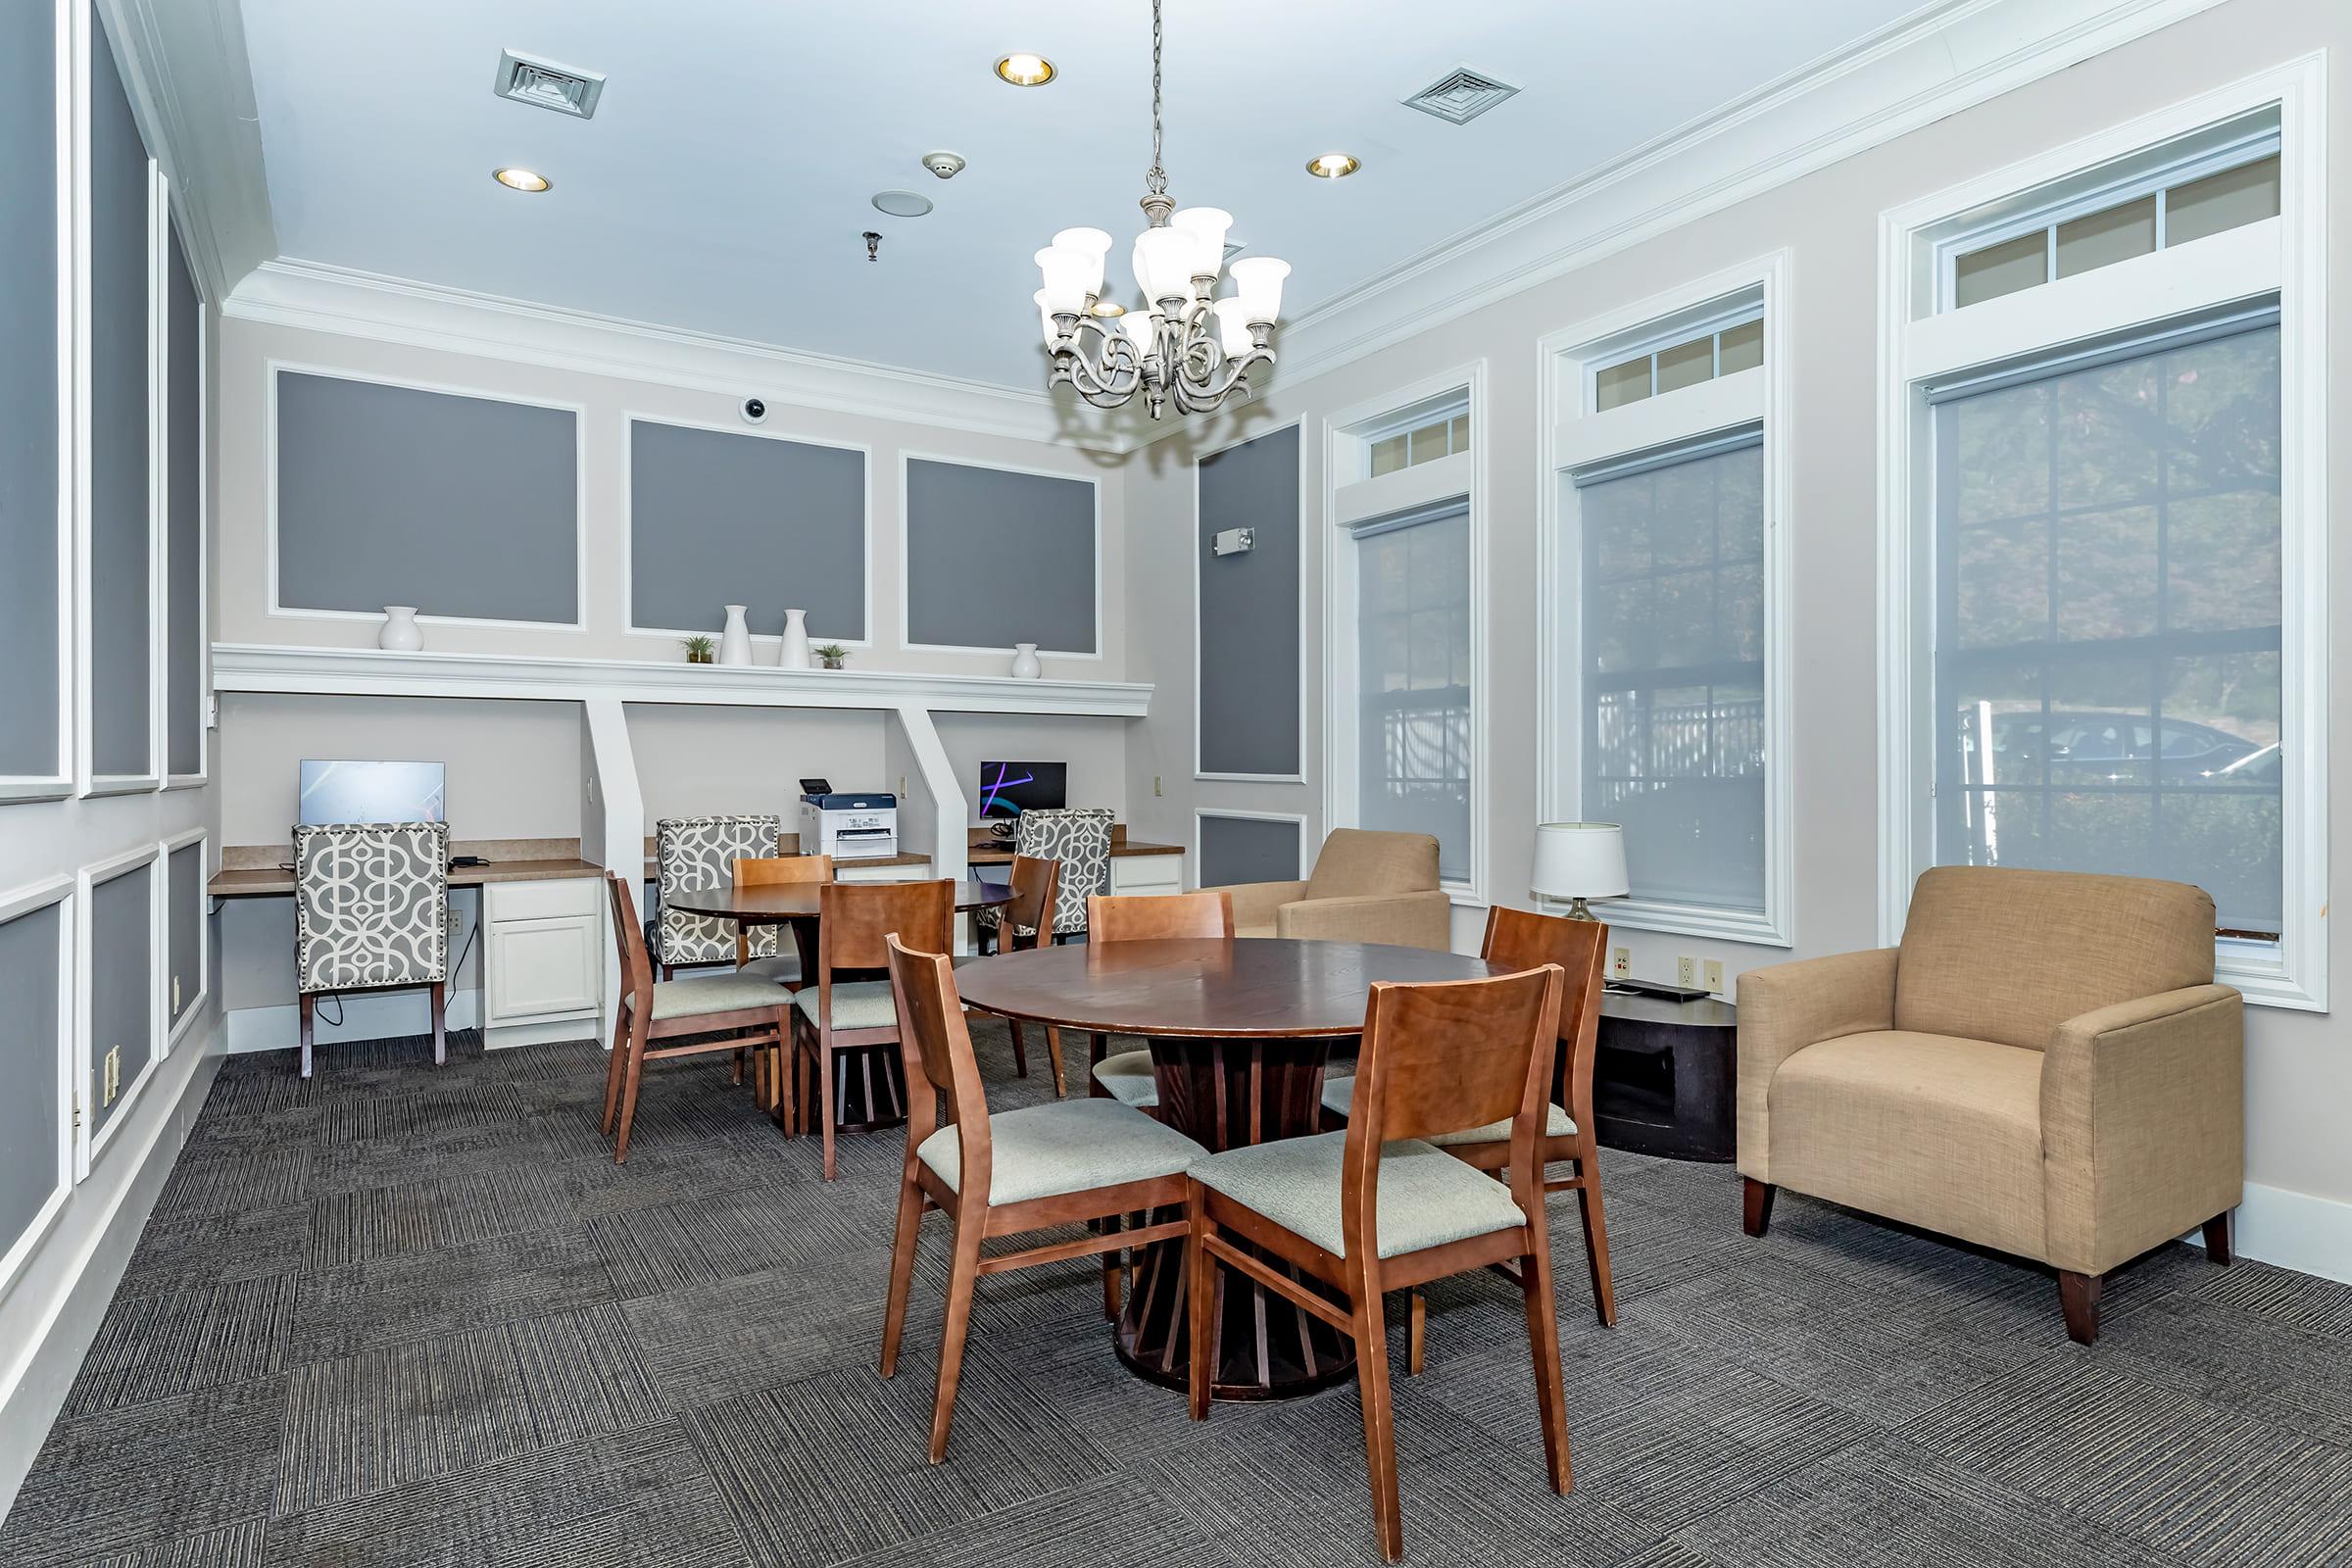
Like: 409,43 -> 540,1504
482,877 -> 604,1046
1109,853 -> 1185,896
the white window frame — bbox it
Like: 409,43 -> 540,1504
1537,254 -> 1793,946
1585,298 -> 1767,413
1878,59 -> 2328,1011
1323,363 -> 1489,906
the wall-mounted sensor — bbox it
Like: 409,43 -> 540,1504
741,396 -> 768,424
921,150 -> 966,179
1210,527 -> 1256,557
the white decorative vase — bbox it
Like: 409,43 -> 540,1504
779,608 -> 811,670
718,605 -> 754,666
1008,642 -> 1043,680
378,606 -> 423,652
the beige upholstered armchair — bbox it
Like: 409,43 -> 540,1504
1219,829 -> 1453,951
1738,865 -> 2242,1345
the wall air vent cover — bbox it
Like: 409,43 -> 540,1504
494,50 -> 606,120
1401,67 -> 1520,125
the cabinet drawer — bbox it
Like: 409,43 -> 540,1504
485,914 -> 600,1022
1110,856 -> 1185,895
486,877 -> 599,923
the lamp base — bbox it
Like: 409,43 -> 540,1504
1564,897 -> 1597,921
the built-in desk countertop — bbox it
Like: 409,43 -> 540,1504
634,827 -> 1185,875
207,838 -> 604,899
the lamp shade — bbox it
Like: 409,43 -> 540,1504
1133,227 -> 1197,303
1530,822 -> 1628,903
1228,256 -> 1290,324
1210,298 -> 1253,358
1169,206 -> 1233,279
1036,246 -> 1093,315
1050,226 -> 1113,297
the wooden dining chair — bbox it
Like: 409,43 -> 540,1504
879,934 -> 1206,1463
1185,962 -> 1571,1563
733,853 -> 832,981
1082,888 -> 1235,1109
793,879 -> 955,1181
973,855 -> 1063,1093
1322,905 -> 1617,1345
600,873 -> 795,1163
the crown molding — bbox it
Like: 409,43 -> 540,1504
221,258 -> 1145,453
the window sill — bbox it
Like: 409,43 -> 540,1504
1567,895 -> 1791,950
2217,937 -> 2325,1012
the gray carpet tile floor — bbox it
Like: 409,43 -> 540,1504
9,1019 -> 2352,1568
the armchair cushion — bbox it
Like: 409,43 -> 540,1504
1768,1030 -> 2047,1260
1276,890 -> 1452,951
1222,879 -> 1308,938
1735,946 -> 1897,1184
1304,829 -> 1441,900
1894,865 -> 2214,1053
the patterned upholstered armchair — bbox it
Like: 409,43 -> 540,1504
655,814 -> 783,978
293,821 -> 453,1079
976,808 -> 1113,948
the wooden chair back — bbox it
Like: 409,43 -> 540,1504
1087,888 -> 1234,943
817,879 -> 955,980
735,854 -> 833,886
1342,965 -> 1564,1253
606,873 -> 656,1018
885,935 -> 994,1188
1480,906 -> 1609,1139
999,855 -> 1060,949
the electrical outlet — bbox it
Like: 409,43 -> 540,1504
1610,946 -> 1631,978
586,775 -> 597,803
1703,958 -> 1724,994
1676,956 -> 1698,987
103,1047 -> 121,1106
1153,775 -> 1163,798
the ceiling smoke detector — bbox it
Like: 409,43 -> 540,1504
921,150 -> 966,179
1401,66 -> 1519,125
494,49 -> 606,120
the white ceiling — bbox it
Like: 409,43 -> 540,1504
238,0 -> 1929,391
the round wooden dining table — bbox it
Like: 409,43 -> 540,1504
662,877 -> 1016,1129
954,936 -> 1504,1402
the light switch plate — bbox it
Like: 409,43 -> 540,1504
103,1047 -> 121,1105
1610,947 -> 1631,978
1703,958 -> 1724,993
1676,956 -> 1698,987
1154,775 -> 1163,797
172,974 -> 181,1012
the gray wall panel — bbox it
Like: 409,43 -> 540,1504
0,904 -> 63,1253
89,863 -> 153,1147
169,842 -> 200,1026
0,0 -> 59,781
905,460 -> 1096,653
1197,427 -> 1300,777
275,371 -> 578,623
1199,814 -> 1303,889
90,13 -> 151,778
167,229 -> 201,776
628,420 -> 866,642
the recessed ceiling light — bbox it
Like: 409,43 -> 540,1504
492,167 -> 551,192
1305,152 -> 1360,179
1090,300 -> 1126,318
996,52 -> 1054,86
871,190 -> 934,218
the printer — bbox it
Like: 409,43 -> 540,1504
798,780 -> 898,861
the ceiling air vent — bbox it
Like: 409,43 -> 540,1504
1401,67 -> 1520,126
494,50 -> 606,120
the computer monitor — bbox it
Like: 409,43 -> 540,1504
976,760 -> 1066,818
298,760 -> 447,826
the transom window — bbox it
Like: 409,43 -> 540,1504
1593,317 -> 1764,412
1366,399 -> 1470,477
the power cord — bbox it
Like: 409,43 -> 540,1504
312,899 -> 479,1033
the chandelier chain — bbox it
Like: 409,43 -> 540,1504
1146,0 -> 1166,198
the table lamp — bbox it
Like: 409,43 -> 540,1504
1531,822 -> 1628,920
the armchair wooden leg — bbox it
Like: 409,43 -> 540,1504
2202,1211 -> 2234,1266
2058,1270 -> 2101,1346
1578,1159 -> 1618,1327
1350,1283 -> 1403,1562
1742,1177 -> 1776,1238
298,993 -> 315,1079
928,1212 -> 985,1463
879,1171 -> 925,1379
601,1008 -> 628,1134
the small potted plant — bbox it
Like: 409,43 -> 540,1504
681,634 -> 716,665
812,643 -> 850,671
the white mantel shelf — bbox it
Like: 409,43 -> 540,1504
210,643 -> 1154,718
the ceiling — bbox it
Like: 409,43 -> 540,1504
237,0 -> 1932,392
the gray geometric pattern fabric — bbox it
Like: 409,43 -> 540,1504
976,808 -> 1112,938
914,1099 -> 1205,1206
1320,1074 -> 1579,1143
10,1018 -> 2352,1567
657,814 -> 782,967
292,821 -> 449,992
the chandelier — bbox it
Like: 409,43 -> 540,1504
1031,0 -> 1290,419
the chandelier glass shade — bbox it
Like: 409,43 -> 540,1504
1031,0 -> 1289,419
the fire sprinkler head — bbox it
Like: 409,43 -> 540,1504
863,230 -> 881,262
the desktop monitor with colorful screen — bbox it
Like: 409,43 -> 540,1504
977,760 -> 1066,819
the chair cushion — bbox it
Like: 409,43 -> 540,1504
1304,829 -> 1441,901
793,980 -> 898,1032
1092,1049 -> 1158,1107
917,1098 -> 1206,1206
1769,1030 -> 2047,1258
1319,1075 -> 1576,1146
740,954 -> 801,985
639,970 -> 794,1022
1895,865 -> 2215,1052
1190,1130 -> 1526,1260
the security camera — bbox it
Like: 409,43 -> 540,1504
740,396 -> 767,425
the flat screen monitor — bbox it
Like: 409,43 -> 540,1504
977,760 -> 1066,819
298,760 -> 448,825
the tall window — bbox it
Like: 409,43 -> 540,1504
1351,503 -> 1471,881
1575,435 -> 1765,912
1932,319 -> 2281,936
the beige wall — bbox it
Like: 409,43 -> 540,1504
1121,0 -> 2352,1207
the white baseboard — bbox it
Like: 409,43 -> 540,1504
0,1016 -> 224,1517
2186,1182 -> 2352,1285
483,1015 -> 604,1050
224,987 -> 482,1054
